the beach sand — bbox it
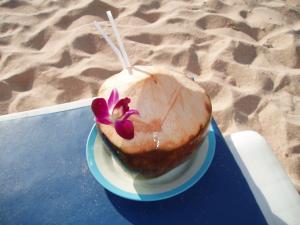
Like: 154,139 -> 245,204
0,0 -> 300,191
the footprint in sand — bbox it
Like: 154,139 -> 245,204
47,50 -> 72,68
234,95 -> 261,115
234,111 -> 248,124
239,10 -> 248,19
81,67 -> 118,80
233,43 -> 257,64
290,145 -> 300,154
126,33 -> 163,46
0,82 -> 12,101
72,33 -> 104,54
262,77 -> 274,91
5,68 -> 35,92
196,15 -> 232,30
55,0 -> 119,29
171,47 -> 201,75
132,1 -> 161,23
54,77 -> 94,102
23,28 -> 51,50
166,18 -> 185,24
133,11 -> 161,23
138,1 -> 160,12
0,0 -> 28,8
212,59 -> 228,72
0,22 -> 19,33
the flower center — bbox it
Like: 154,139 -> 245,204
110,108 -> 123,122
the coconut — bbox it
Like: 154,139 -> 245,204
97,65 -> 212,177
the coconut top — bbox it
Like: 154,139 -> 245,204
98,65 -> 211,154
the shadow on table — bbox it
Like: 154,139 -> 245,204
106,181 -> 212,225
106,179 -> 286,225
106,133 -> 287,225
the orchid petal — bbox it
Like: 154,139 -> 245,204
123,109 -> 139,120
95,117 -> 112,125
91,98 -> 111,124
113,97 -> 130,116
108,88 -> 119,110
114,119 -> 134,140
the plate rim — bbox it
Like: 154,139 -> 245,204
86,123 -> 216,201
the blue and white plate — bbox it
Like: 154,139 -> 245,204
86,124 -> 216,201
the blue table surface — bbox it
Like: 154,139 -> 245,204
0,107 -> 267,225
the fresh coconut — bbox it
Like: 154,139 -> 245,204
97,65 -> 212,177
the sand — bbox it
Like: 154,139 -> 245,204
0,0 -> 300,191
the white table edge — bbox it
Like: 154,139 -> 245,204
0,98 -> 93,122
225,131 -> 300,225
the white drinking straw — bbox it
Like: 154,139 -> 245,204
93,21 -> 126,70
106,11 -> 131,70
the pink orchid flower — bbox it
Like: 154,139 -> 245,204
91,88 -> 139,140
